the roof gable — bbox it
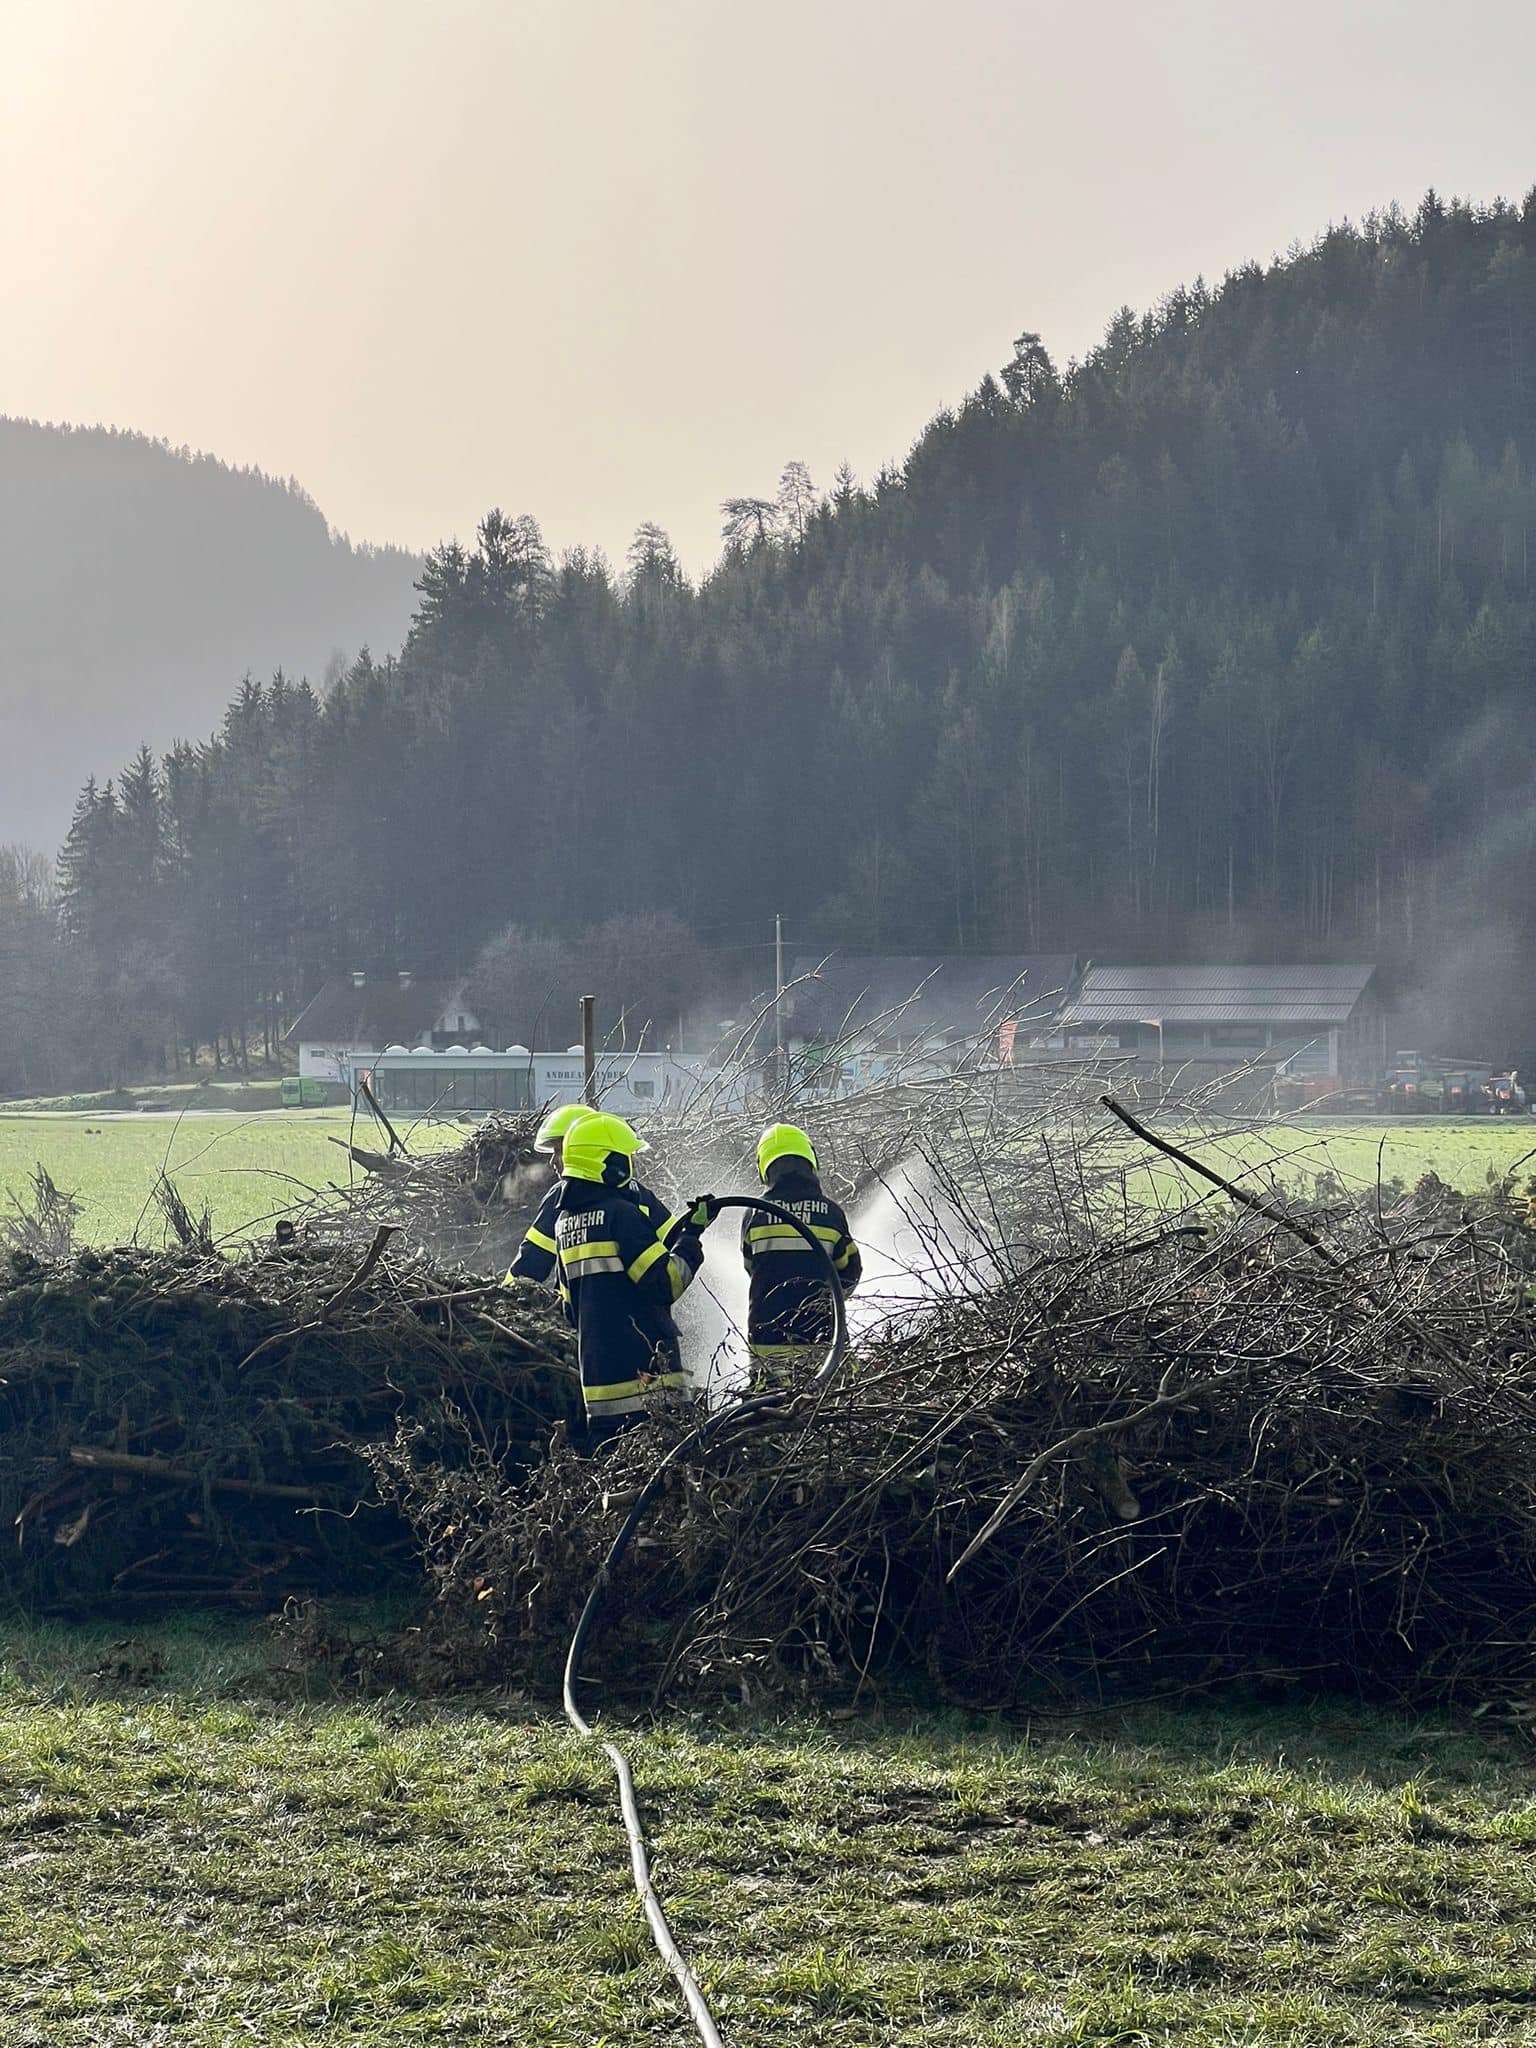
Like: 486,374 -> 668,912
286,976 -> 467,1047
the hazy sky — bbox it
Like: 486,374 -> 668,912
5,0 -> 1535,572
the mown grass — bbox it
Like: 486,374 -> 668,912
1117,1117 -> 1536,1214
1,1617 -> 1534,2044
0,1111 -> 461,1246
3,1109 -> 1530,1256
2,1080 -> 289,1115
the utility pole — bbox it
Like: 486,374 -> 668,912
580,995 -> 597,1106
774,913 -> 786,1093
1137,1016 -> 1165,1075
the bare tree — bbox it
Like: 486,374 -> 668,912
776,461 -> 817,545
719,497 -> 780,551
583,911 -> 706,1049
465,925 -> 581,1049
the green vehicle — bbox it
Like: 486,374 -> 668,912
281,1076 -> 349,1108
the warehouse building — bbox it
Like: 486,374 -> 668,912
1059,964 -> 1385,1091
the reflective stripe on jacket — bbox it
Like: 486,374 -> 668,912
741,1160 -> 860,1349
508,1175 -> 674,1286
555,1180 -> 702,1414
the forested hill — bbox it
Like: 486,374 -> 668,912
41,192 -> 1536,1086
0,420 -> 420,847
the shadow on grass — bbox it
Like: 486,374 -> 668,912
3,1606 -> 1528,1797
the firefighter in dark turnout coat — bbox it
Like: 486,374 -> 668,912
742,1123 -> 861,1384
507,1104 -> 680,1287
554,1112 -> 703,1446
505,1103 -> 588,1285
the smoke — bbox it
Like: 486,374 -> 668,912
1389,697 -> 1536,1071
676,1227 -> 753,1402
846,1155 -> 997,1333
677,1150 -> 996,1396
497,1161 -> 552,1210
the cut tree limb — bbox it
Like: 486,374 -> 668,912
1099,1093 -> 1345,1267
327,1135 -> 406,1176
320,1225 -> 400,1318
356,1072 -> 406,1155
69,1447 -> 324,1503
946,1370 -> 1195,1581
237,1224 -> 401,1373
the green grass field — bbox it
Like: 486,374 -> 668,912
0,1110 -> 461,1246
2,1080 -> 288,1115
1,1110 -> 1531,1252
1,1619 -> 1533,2046
4,1117 -> 1536,2041
1116,1117 -> 1536,1212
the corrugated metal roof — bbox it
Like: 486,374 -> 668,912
1061,963 -> 1376,1030
1064,1002 -> 1361,1026
1081,965 -> 1373,992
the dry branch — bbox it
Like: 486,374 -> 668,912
0,1235 -> 581,1609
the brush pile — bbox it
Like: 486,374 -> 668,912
305,1110 -> 556,1264
311,1082 -> 949,1263
375,1151 -> 1536,1710
0,1230 -> 580,1611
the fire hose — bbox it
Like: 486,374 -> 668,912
561,1193 -> 851,2048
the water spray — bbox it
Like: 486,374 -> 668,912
679,1151 -> 992,1382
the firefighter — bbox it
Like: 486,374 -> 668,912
742,1123 -> 861,1385
554,1111 -> 703,1447
504,1103 -> 590,1285
506,1102 -> 683,1287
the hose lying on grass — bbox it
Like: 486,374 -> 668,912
560,1194 -> 850,2048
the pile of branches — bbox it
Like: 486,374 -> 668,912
0,1228 -> 580,1611
375,1137 -> 1536,1710
300,1086 -> 939,1264
303,1109 -> 555,1265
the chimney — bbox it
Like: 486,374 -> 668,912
351,969 -> 366,989
398,969 -> 413,990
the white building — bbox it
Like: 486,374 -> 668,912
366,1046 -> 713,1120
286,971 -> 483,1083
